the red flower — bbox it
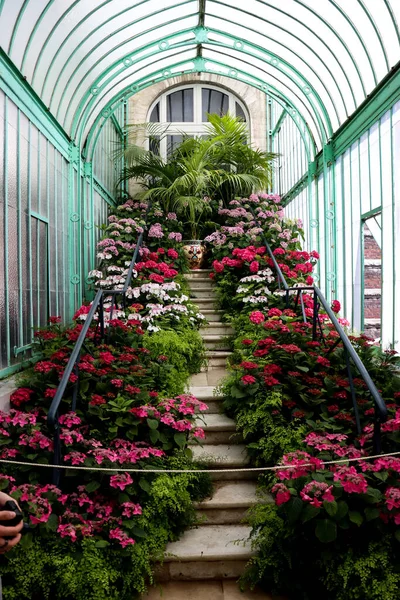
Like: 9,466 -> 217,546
249,260 -> 259,273
89,394 -> 106,406
242,339 -> 253,345
240,361 -> 259,370
125,385 -> 141,395
316,355 -> 330,367
10,388 -> 34,407
110,379 -> 124,388
167,248 -> 179,259
331,300 -> 341,313
249,311 -> 265,324
34,361 -> 57,373
241,375 -> 257,385
149,273 -> 165,284
213,260 -> 224,273
268,308 -> 282,317
264,376 -> 280,386
264,363 -> 282,375
272,483 -> 291,506
49,316 -> 62,324
279,344 -> 302,354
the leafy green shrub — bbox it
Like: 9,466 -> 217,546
143,328 -> 205,396
2,454 -> 211,600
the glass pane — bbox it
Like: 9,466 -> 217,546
202,88 -> 229,121
149,103 -> 160,123
235,102 -> 246,122
167,89 -> 194,122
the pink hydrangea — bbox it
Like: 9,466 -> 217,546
300,481 -> 335,508
110,473 -> 133,491
249,311 -> 265,324
272,483 -> 291,506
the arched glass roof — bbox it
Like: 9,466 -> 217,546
1,0 -> 400,153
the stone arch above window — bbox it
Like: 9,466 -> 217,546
146,83 -> 249,158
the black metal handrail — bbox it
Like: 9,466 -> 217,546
48,213 -> 150,483
246,203 -> 387,451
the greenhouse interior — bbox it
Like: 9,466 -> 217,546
0,1 -> 400,599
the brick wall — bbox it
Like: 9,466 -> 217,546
363,224 -> 381,339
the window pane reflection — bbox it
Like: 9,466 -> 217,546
235,102 -> 246,121
202,88 -> 228,121
166,89 -> 194,122
149,103 -> 160,123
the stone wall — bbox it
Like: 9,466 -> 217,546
127,75 -> 266,198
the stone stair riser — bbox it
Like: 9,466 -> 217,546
185,269 -> 212,279
199,401 -> 224,414
198,431 -> 243,445
202,326 -> 234,336
187,279 -> 214,289
200,310 -> 224,322
209,471 -> 258,481
191,290 -> 217,300
155,560 -> 249,582
189,370 -> 228,387
196,507 -> 250,525
203,357 -> 230,369
204,340 -> 231,351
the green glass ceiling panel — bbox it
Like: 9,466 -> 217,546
1,0 -> 399,151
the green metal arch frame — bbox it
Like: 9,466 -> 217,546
212,0 -> 368,100
6,0 -> 398,142
51,4 -> 198,120
72,31 -> 330,150
84,57 -> 315,172
206,23 -> 351,123
21,0 -> 381,116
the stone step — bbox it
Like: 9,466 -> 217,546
201,309 -> 224,323
187,278 -> 214,289
190,288 -> 217,299
195,481 -> 270,525
202,324 -> 234,336
164,524 -> 254,565
190,386 -> 223,414
204,351 -> 231,368
0,376 -> 16,412
192,298 -> 216,307
193,414 -> 239,444
189,367 -> 227,388
196,413 -> 236,432
190,443 -> 254,481
190,386 -> 219,401
202,335 -> 231,351
190,443 -> 249,468
142,580 -> 280,599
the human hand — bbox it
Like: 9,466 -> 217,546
0,491 -> 23,553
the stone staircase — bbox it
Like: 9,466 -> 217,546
143,270 -> 276,599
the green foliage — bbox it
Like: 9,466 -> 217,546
1,453 -> 211,600
143,328 -> 205,396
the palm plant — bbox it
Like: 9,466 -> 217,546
117,114 -> 277,237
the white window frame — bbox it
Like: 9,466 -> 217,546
146,84 -> 250,158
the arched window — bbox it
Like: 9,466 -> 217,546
147,84 -> 249,158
